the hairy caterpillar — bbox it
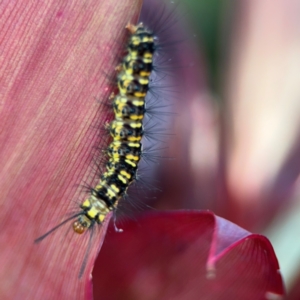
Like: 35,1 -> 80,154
32,0 -> 187,280
35,23 -> 156,242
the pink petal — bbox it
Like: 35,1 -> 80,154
93,211 -> 284,299
0,0 -> 141,298
224,0 -> 300,228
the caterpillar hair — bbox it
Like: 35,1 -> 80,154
35,0 -> 184,278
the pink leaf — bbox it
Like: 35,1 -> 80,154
0,0 -> 142,298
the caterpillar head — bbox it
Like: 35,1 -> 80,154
73,215 -> 92,234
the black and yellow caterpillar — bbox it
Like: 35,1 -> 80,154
73,23 -> 154,234
35,23 -> 155,241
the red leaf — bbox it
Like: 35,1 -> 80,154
93,211 -> 285,300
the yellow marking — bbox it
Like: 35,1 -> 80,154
139,78 -> 149,85
91,189 -> 98,197
98,214 -> 106,223
103,170 -> 114,177
118,174 -> 127,184
110,184 -> 120,193
95,183 -> 104,190
82,199 -> 91,208
130,50 -> 138,57
125,159 -> 137,167
134,92 -> 146,97
128,136 -> 141,142
120,170 -> 131,179
130,122 -> 142,128
126,69 -> 133,75
132,100 -> 144,106
106,188 -> 117,198
131,37 -> 140,45
87,207 -> 98,219
125,154 -> 140,161
131,115 -> 143,121
128,142 -> 140,148
141,36 -> 153,43
140,71 -> 151,77
143,53 -> 153,59
143,57 -> 152,63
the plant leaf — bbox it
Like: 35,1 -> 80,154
0,0 -> 142,298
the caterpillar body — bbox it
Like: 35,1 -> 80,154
35,23 -> 155,240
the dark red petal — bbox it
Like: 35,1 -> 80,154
93,211 -> 284,300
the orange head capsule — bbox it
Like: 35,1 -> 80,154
73,221 -> 87,234
72,215 -> 91,234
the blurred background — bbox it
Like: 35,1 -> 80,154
129,0 -> 300,298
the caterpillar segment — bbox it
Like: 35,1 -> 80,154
107,141 -> 142,161
112,95 -> 145,121
109,120 -> 144,142
117,72 -> 149,97
123,56 -> 152,77
72,23 -> 155,234
104,160 -> 137,185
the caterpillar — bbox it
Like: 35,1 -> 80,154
35,23 -> 156,240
